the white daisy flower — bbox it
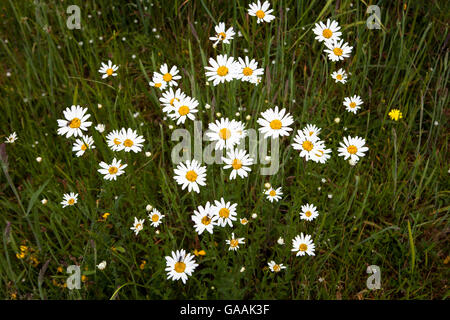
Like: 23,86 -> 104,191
61,192 -> 78,208
226,233 -> 245,251
240,217 -> 249,225
98,60 -> 119,79
257,106 -> 294,139
173,159 -> 207,193
337,136 -> 369,162
331,68 -> 348,83
96,261 -> 107,270
209,22 -> 235,46
312,147 -> 332,164
159,88 -> 187,110
236,56 -> 264,84
292,233 -> 316,256
302,124 -> 322,139
57,105 -> 92,138
156,63 -> 181,87
148,208 -> 165,227
248,1 -> 276,24
149,73 -> 167,90
167,96 -> 199,125
312,19 -> 342,43
324,39 -> 353,62
222,148 -> 253,180
130,217 -> 145,235
165,249 -> 198,284
343,95 -> 363,114
72,135 -> 95,157
291,130 -> 324,162
94,124 -> 105,133
300,203 -> 319,221
206,118 -> 241,150
4,132 -> 18,144
212,198 -> 238,227
119,128 -> 145,153
268,260 -> 287,272
204,54 -> 239,86
105,129 -> 124,151
98,158 -> 127,181
265,187 -> 282,202
192,201 -> 218,235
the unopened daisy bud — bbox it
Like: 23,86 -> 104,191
235,112 -> 240,117
36,157 -> 42,163
328,194 -> 333,199
349,159 -> 358,166
204,104 -> 211,109
434,121 -> 439,126
317,187 -> 321,191
321,178 -> 326,183
264,182 -> 271,189
216,112 -> 222,117
168,125 -> 174,130
334,117 -> 340,124
146,204 -> 153,211
97,103 -> 102,109
97,261 -> 107,270
41,199 -> 48,205
145,151 -> 152,157
155,230 -> 160,235
205,81 -> 210,86
251,213 -> 257,219
240,266 -> 245,272
277,237 -> 285,245
211,286 -> 215,290
246,115 -> 251,121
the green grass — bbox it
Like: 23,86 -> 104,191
0,0 -> 448,300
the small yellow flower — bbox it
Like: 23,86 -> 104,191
81,275 -> 87,282
388,109 -> 403,121
16,252 -> 26,259
57,266 -> 63,273
444,256 -> 450,264
193,249 -> 206,257
11,293 -> 17,300
20,245 -> 28,252
139,260 -> 146,270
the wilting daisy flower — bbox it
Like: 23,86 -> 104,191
292,233 -> 315,256
236,56 -> 264,84
165,249 -> 198,284
240,217 -> 249,225
173,159 -> 207,193
61,192 -> 78,208
204,54 -> 239,86
156,63 -> 181,87
230,119 -> 247,140
291,130 -> 323,161
94,124 -> 105,133
149,73 -> 167,91
192,202 -> 218,235
268,261 -> 287,272
258,106 -> 294,139
105,129 -> 124,151
130,217 -> 145,235
331,68 -> 348,83
72,135 -> 95,157
248,1 -> 275,24
212,198 -> 238,227
168,96 -> 199,125
226,233 -> 245,251
4,132 -> 18,143
222,148 -> 253,180
209,22 -> 235,47
98,158 -> 127,181
388,109 -> 403,121
312,147 -> 332,164
300,203 -> 319,221
148,208 -> 165,227
98,60 -> 119,78
119,128 -> 145,153
206,118 -> 241,150
57,105 -> 92,138
337,136 -> 369,162
265,187 -> 282,202
343,95 -> 363,114
302,124 -> 322,139
313,19 -> 342,43
324,39 -> 353,62
160,88 -> 187,110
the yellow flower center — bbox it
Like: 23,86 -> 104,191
336,74 -> 343,80
299,244 -> 308,251
269,190 -> 276,197
81,144 -> 87,151
349,102 -> 356,108
135,223 -> 142,229
218,32 -> 226,40
69,118 -> 81,129
273,264 -> 281,272
113,138 -> 121,145
151,214 -> 159,222
333,47 -> 343,56
185,170 -> 198,182
217,66 -> 229,76
347,145 -> 358,154
68,198 -> 75,205
178,105 -> 190,116
256,10 -> 265,19
231,158 -> 242,170
322,28 -> 332,38
201,216 -> 211,225
269,119 -> 282,130
174,261 -> 186,273
219,208 -> 230,218
305,211 -> 312,217
170,97 -> 179,105
219,128 -> 231,140
230,239 -> 239,247
243,67 -> 253,76
108,166 -> 118,174
154,83 -> 162,88
106,68 -> 113,76
302,140 -> 314,151
163,73 -> 172,82
123,139 -> 134,147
